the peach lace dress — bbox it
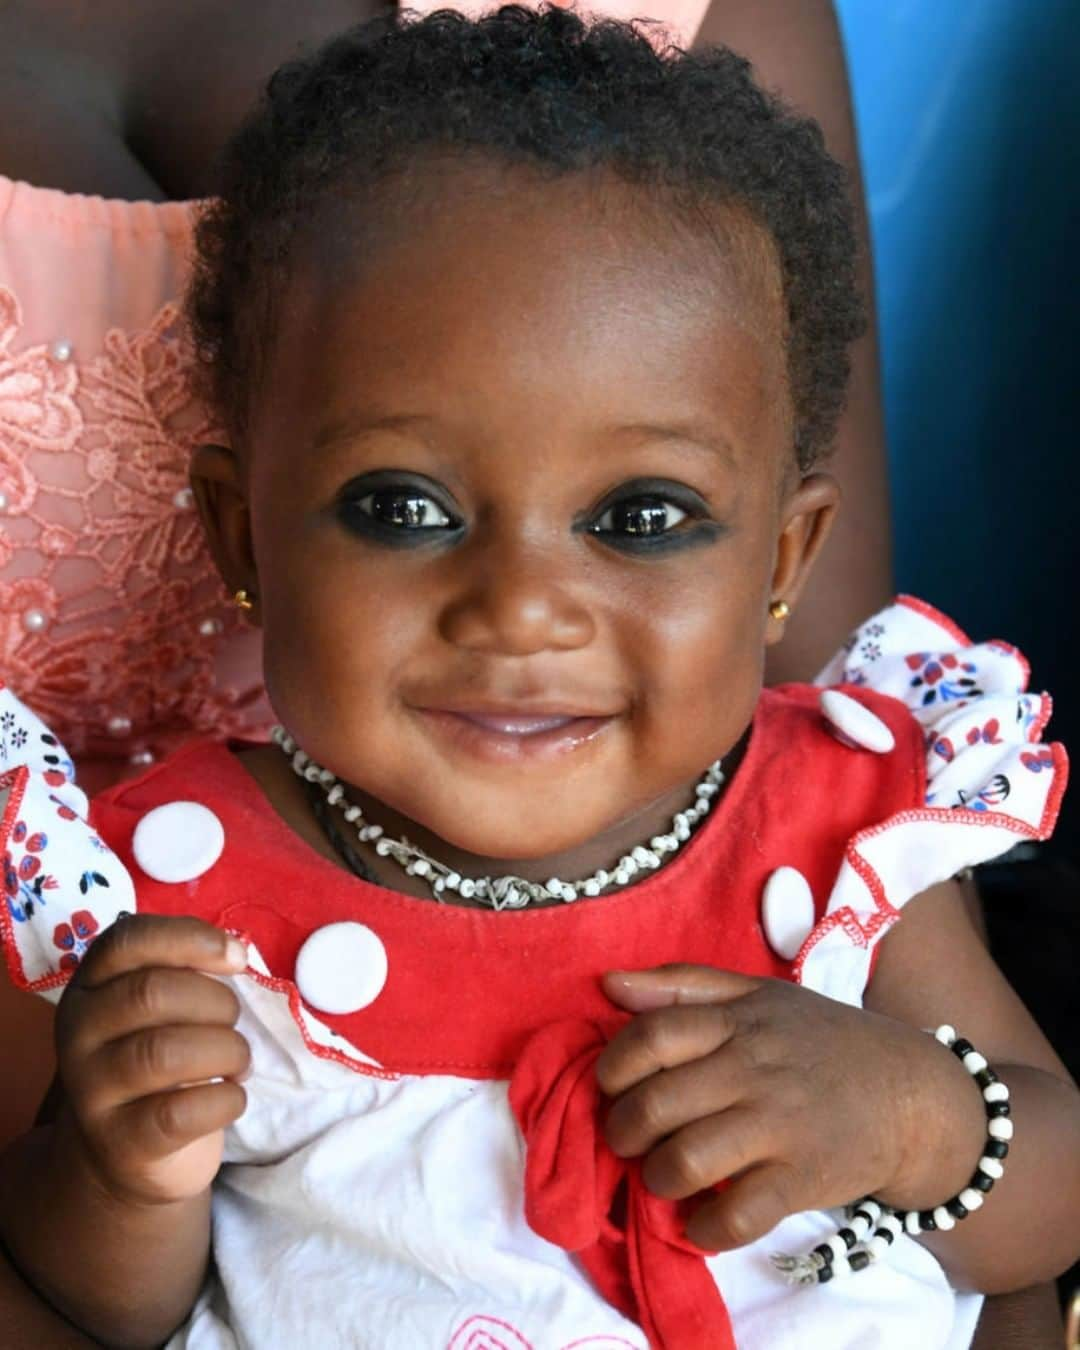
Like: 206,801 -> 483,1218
0,180 -> 272,791
0,1 -> 709,791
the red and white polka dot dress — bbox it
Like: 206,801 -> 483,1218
1,599 -> 1066,1348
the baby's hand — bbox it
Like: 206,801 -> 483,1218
597,965 -> 981,1252
54,915 -> 250,1207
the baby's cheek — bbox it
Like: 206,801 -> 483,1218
628,588 -> 766,763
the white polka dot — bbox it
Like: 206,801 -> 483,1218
820,688 -> 896,754
761,866 -> 815,961
132,801 -> 225,883
294,922 -> 388,1015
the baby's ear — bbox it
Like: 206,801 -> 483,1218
190,444 -> 258,620
766,472 -> 840,646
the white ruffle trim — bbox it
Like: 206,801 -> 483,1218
0,682 -> 135,1000
796,596 -> 1067,1006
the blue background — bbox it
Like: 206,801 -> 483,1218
837,0 -> 1079,854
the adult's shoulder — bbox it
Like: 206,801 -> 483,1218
0,0 -> 389,199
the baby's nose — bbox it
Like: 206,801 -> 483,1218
437,553 -> 595,657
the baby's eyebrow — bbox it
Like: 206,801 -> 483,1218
310,412 -> 438,453
308,413 -> 738,470
604,422 -> 737,466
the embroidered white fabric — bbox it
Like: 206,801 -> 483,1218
1,681 -> 134,996
796,596 -> 1063,1006
169,966 -> 981,1350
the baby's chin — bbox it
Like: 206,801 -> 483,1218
385,795 -> 624,873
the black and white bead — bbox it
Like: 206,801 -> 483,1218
773,1026 -> 1010,1286
897,1027 -> 1012,1238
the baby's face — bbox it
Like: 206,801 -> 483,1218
225,168 -> 835,864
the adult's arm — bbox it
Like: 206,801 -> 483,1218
695,0 -> 893,681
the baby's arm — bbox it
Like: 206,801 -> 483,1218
0,1251 -> 101,1349
597,879 -> 1080,1296
0,916 -> 249,1348
862,878 -> 1080,1292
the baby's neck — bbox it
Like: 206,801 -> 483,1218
235,731 -> 747,907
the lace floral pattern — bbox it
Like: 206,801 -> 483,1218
0,286 -> 270,768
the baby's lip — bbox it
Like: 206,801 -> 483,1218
438,712 -> 590,737
410,701 -> 620,762
414,701 -> 621,725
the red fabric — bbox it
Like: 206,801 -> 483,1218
87,685 -> 925,1080
85,684 -> 924,1348
510,1018 -> 737,1350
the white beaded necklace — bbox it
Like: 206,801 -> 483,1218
273,725 -> 725,911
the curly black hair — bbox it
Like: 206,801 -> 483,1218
188,4 -> 864,469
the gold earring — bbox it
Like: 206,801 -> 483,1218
769,599 -> 791,621
233,588 -> 255,611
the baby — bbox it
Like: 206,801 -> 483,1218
0,8 -> 1076,1348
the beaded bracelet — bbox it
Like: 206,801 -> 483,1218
773,1025 -> 1012,1285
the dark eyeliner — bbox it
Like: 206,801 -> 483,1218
592,519 -> 726,555
579,478 -> 724,554
334,471 -> 464,547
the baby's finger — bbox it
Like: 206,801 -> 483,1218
596,1003 -> 738,1097
684,1161 -> 803,1253
86,1024 -> 251,1110
117,1080 -> 248,1161
61,968 -> 242,1059
73,915 -> 246,991
602,965 -> 759,1014
604,1043 -> 747,1158
640,1104 -> 763,1201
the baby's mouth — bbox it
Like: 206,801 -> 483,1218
413,704 -> 616,763
453,712 -> 580,736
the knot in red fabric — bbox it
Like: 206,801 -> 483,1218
509,1018 -> 735,1350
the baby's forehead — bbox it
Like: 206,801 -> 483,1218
299,161 -> 788,358
191,14 -> 861,469
252,168 -> 794,471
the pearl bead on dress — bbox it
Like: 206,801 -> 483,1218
173,487 -> 195,510
49,338 -> 73,362
107,715 -> 133,737
22,609 -> 48,633
199,617 -> 223,637
0,490 -> 9,512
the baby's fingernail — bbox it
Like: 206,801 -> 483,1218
605,970 -> 645,986
225,937 -> 248,969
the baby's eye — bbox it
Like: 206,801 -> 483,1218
590,496 -> 688,539
336,473 -> 464,547
357,489 -> 453,530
